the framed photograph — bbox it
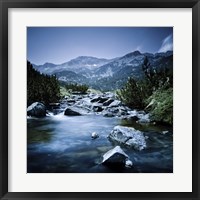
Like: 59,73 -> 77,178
0,0 -> 199,199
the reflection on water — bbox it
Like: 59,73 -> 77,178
27,114 -> 173,173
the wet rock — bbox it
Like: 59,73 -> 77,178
102,146 -> 128,167
106,107 -> 119,114
66,99 -> 76,103
48,103 -> 60,109
27,102 -> 46,117
103,106 -> 128,117
127,110 -> 150,122
108,125 -> 146,150
64,107 -> 82,116
125,159 -> 133,168
98,97 -> 109,103
90,96 -> 102,103
104,92 -> 115,99
103,112 -> 115,117
77,98 -> 93,110
108,100 -> 122,107
137,110 -> 146,115
117,107 -> 128,116
128,110 -> 138,117
103,99 -> 115,106
72,91 -> 87,95
128,115 -> 139,120
137,113 -> 150,123
91,96 -> 108,103
91,132 -> 99,139
162,130 -> 169,135
64,106 -> 92,116
93,105 -> 104,112
88,93 -> 97,98
47,103 -> 62,115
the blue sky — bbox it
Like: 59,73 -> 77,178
27,27 -> 173,65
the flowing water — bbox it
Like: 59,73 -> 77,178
27,111 -> 173,173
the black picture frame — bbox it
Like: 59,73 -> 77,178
0,0 -> 199,199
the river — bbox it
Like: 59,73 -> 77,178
27,110 -> 173,173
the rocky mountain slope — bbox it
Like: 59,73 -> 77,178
32,51 -> 173,91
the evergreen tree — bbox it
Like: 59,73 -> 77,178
116,57 -> 173,124
117,77 -> 145,109
27,61 -> 60,106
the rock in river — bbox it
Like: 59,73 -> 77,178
92,103 -> 103,112
64,107 -> 82,116
91,96 -> 108,103
108,126 -> 146,150
125,159 -> 133,168
64,106 -> 92,116
108,100 -> 122,107
102,146 -> 129,167
27,102 -> 46,117
102,98 -> 114,106
91,132 -> 99,139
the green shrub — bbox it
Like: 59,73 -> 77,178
116,77 -> 150,109
64,83 -> 89,94
117,57 -> 173,125
145,88 -> 173,125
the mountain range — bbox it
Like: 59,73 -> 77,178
32,50 -> 173,91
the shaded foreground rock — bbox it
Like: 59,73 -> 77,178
102,146 -> 129,167
108,126 -> 146,150
27,102 -> 46,117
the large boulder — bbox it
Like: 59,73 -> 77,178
102,146 -> 129,167
108,126 -> 146,150
27,102 -> 46,117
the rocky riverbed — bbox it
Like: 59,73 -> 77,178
27,92 -> 173,173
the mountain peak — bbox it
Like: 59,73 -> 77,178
155,50 -> 173,57
43,62 -> 56,66
132,50 -> 142,56
122,51 -> 142,59
76,56 -> 98,60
